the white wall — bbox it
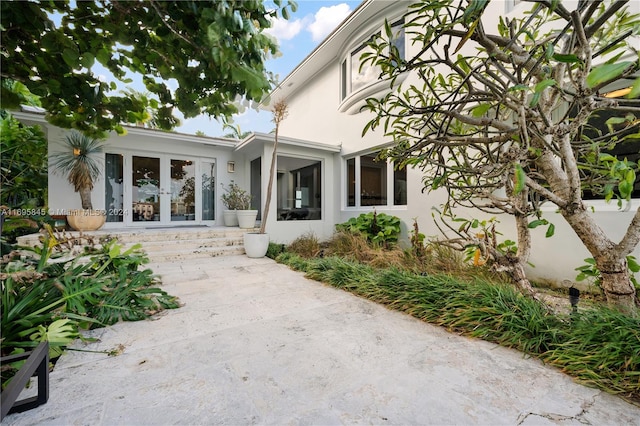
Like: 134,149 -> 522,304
277,0 -> 640,286
250,140 -> 340,245
42,122 -> 241,226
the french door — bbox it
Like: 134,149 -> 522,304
105,153 -> 216,226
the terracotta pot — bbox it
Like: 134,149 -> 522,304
66,209 -> 106,231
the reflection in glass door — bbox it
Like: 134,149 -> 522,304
202,161 -> 216,221
170,159 -> 196,221
132,156 -> 161,222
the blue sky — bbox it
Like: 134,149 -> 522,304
177,1 -> 362,138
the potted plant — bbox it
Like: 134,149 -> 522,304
50,131 -> 106,231
244,99 -> 288,257
221,182 -> 256,228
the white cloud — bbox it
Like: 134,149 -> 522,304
308,3 -> 352,43
264,17 -> 304,42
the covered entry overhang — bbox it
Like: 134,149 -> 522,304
235,132 -> 342,244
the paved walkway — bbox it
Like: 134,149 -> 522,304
4,255 -> 640,425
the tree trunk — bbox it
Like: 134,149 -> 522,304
560,204 -> 637,310
79,188 -> 93,210
492,251 -> 540,301
596,257 -> 637,312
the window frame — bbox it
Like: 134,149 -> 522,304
275,154 -> 324,221
339,16 -> 406,107
344,150 -> 407,210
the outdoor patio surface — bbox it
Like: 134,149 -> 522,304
3,255 -> 640,425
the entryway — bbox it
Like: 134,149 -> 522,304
105,152 -> 217,227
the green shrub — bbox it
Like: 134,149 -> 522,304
336,211 -> 401,247
266,242 -> 286,259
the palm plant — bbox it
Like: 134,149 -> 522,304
50,131 -> 104,210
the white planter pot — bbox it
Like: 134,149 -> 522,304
223,210 -> 239,227
244,233 -> 269,258
237,210 -> 258,229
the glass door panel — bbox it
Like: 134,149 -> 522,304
105,153 -> 124,222
170,159 -> 196,221
132,156 -> 160,222
201,161 -> 216,221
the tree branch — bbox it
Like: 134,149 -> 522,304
615,206 -> 640,256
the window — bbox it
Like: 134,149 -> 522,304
105,153 -> 123,222
341,18 -> 405,101
201,161 -> 215,221
346,151 -> 407,208
277,156 -> 322,221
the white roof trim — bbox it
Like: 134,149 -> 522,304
235,132 -> 341,153
10,110 -> 237,148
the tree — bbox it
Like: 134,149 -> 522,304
364,0 -> 640,309
222,122 -> 252,140
1,0 -> 297,137
0,111 -> 48,208
50,131 -> 104,210
259,99 -> 288,234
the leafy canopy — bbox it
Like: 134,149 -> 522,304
1,0 -> 297,137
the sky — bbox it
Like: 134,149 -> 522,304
176,1 -> 362,138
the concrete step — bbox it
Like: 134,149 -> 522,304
15,226 -> 257,261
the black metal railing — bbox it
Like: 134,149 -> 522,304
1,341 -> 50,420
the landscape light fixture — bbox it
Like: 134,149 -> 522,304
569,287 -> 580,313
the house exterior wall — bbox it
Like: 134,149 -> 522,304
236,135 -> 341,244
15,113 -> 243,227
273,0 -> 640,285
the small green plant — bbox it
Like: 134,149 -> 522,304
266,242 -> 286,260
336,211 -> 401,247
575,255 -> 640,292
220,181 -> 252,210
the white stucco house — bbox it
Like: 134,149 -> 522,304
14,0 -> 639,285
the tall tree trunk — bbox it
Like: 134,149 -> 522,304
79,188 -> 93,210
560,203 -> 637,310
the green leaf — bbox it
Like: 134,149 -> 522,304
552,54 -> 581,63
529,92 -> 541,107
599,153 -> 617,162
508,84 -> 529,92
586,62 -> 632,88
528,219 -> 548,228
471,103 -> 491,117
627,256 -> 640,273
534,79 -> 556,93
627,77 -> 640,99
80,52 -> 95,68
62,48 -> 79,68
618,179 -> 633,199
545,223 -> 555,238
513,164 -> 526,194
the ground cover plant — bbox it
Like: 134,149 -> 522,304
277,226 -> 640,403
1,229 -> 180,389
